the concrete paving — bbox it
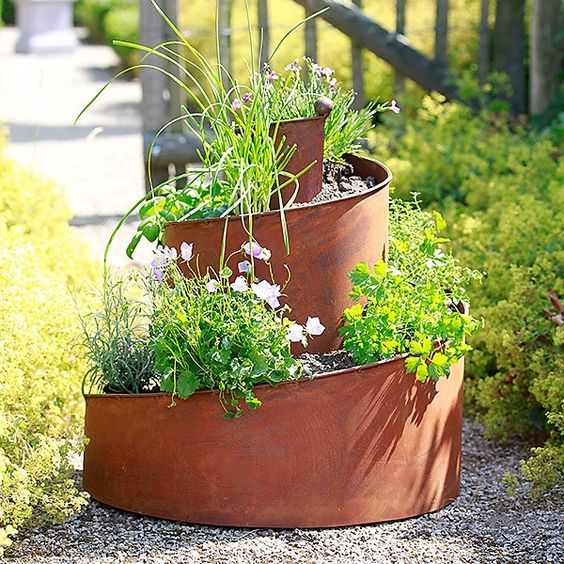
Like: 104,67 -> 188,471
0,26 -> 148,265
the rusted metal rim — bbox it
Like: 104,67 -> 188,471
166,156 -> 393,227
83,358 -> 464,528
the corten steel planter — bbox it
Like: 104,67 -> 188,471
270,116 -> 325,207
83,356 -> 464,528
165,154 -> 392,354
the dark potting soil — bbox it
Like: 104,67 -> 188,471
295,160 -> 378,206
297,349 -> 357,377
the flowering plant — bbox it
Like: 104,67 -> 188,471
148,240 -> 324,418
78,1 -> 400,261
80,240 -> 325,418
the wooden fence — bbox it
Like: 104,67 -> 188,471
139,0 -> 561,189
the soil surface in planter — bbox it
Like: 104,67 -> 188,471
293,161 -> 376,206
297,349 -> 356,375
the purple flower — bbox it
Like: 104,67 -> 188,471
230,276 -> 248,292
238,260 -> 252,274
267,70 -> 278,82
390,99 -> 401,114
242,92 -> 252,103
321,67 -> 334,79
180,242 -> 193,262
154,269 -> 164,283
284,58 -> 302,72
287,323 -> 306,344
311,62 -> 323,78
305,316 -> 325,336
231,98 -> 241,111
251,280 -> 282,309
242,241 -> 271,261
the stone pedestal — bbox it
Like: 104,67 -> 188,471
15,0 -> 78,54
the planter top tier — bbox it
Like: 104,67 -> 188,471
83,356 -> 464,528
165,154 -> 392,353
269,115 -> 325,208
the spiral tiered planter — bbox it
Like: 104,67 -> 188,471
83,113 -> 465,527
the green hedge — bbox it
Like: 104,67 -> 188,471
0,133 -> 97,553
372,96 -> 564,492
75,0 -> 138,67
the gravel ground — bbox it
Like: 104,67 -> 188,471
4,420 -> 562,564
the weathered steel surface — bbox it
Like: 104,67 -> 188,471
83,357 -> 464,528
165,155 -> 392,353
270,116 -> 325,207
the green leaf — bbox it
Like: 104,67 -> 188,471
405,356 -> 420,372
349,262 -> 371,286
177,369 -> 198,399
431,352 -> 448,366
416,363 -> 428,382
433,210 -> 447,231
141,221 -> 161,242
374,259 -> 388,278
219,266 -> 233,278
126,232 -> 143,259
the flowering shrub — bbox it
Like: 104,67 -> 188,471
0,140 -> 95,553
81,241 -> 324,418
340,198 -> 480,380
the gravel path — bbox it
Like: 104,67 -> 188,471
4,420 -> 562,564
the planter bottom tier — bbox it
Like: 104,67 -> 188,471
83,357 -> 464,528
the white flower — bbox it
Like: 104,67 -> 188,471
251,280 -> 281,309
206,279 -> 219,293
305,316 -> 325,336
238,260 -> 252,274
287,323 -> 306,343
180,242 -> 193,262
152,245 -> 177,268
230,276 -> 248,292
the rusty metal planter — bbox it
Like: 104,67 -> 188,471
165,154 -> 392,354
83,357 -> 464,528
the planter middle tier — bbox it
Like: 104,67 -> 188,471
165,154 -> 392,353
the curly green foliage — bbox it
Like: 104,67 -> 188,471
0,138 -> 95,552
374,97 -> 564,490
79,272 -> 156,395
370,93 -> 561,208
149,263 -> 301,419
341,200 -> 480,381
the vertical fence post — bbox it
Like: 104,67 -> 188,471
164,0 -> 182,132
258,0 -> 270,68
435,0 -> 449,69
140,0 -> 169,190
218,0 -> 233,89
351,0 -> 365,108
304,0 -> 318,84
478,0 -> 489,85
394,0 -> 407,93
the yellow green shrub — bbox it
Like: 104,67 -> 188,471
0,137 -> 97,552
372,96 -> 564,492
